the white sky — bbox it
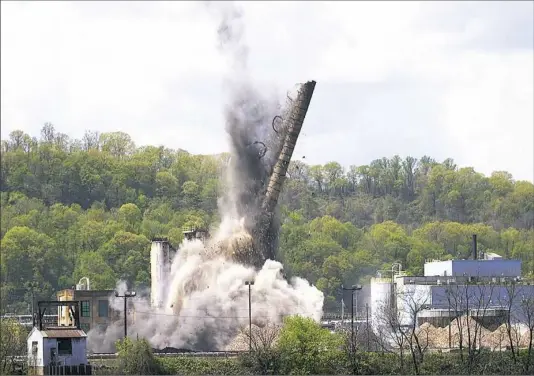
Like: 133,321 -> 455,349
1,1 -> 533,182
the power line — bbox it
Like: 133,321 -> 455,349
133,310 -> 311,319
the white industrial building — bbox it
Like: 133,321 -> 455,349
369,245 -> 532,333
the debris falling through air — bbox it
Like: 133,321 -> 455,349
87,2 -> 323,352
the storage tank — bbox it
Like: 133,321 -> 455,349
370,277 -> 393,331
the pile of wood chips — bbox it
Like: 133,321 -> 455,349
415,317 -> 531,350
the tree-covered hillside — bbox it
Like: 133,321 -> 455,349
1,124 -> 533,313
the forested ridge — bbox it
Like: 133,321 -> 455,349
1,123 -> 533,313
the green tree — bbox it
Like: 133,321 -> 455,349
277,315 -> 344,375
115,337 -> 161,375
118,203 -> 142,233
2,126 -> 534,314
1,226 -> 62,306
0,318 -> 27,374
73,252 -> 117,290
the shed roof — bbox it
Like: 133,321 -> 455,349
41,329 -> 87,338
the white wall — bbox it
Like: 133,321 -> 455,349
424,261 -> 452,277
424,259 -> 522,277
396,282 -> 432,327
27,329 -> 44,367
44,338 -> 87,366
27,329 -> 88,368
370,279 -> 433,329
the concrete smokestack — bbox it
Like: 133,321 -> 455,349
262,80 -> 316,213
472,234 -> 477,260
150,238 -> 176,309
244,80 -> 316,266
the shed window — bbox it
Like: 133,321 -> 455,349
57,339 -> 72,355
31,341 -> 38,355
98,300 -> 109,317
81,301 -> 91,317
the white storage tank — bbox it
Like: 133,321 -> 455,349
370,277 -> 393,331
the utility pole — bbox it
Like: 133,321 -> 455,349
115,291 -> 136,339
245,281 -> 254,352
31,290 -> 35,326
365,303 -> 370,351
28,281 -> 38,327
342,284 -> 362,354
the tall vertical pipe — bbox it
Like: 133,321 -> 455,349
472,234 -> 478,260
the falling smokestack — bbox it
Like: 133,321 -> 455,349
245,80 -> 317,266
262,80 -> 316,213
472,234 -> 477,260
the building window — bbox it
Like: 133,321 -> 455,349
57,339 -> 72,355
81,323 -> 90,333
31,341 -> 38,355
81,301 -> 91,317
98,300 -> 109,318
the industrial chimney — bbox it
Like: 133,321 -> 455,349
150,238 -> 176,309
472,234 -> 478,260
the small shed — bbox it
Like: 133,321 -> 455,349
27,327 -> 89,375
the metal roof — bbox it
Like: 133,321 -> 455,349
41,329 -> 87,338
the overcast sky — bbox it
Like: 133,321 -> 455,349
1,1 -> 533,182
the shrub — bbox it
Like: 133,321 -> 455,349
115,338 -> 162,375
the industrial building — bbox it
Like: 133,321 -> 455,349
57,279 -> 119,333
369,235 -> 534,333
52,236 -> 181,332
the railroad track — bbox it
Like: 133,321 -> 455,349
88,351 -> 245,359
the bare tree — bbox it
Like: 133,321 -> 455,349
467,282 -> 494,362
446,277 -> 495,371
244,322 -> 280,352
445,284 -> 465,358
396,290 -> 431,375
519,293 -> 534,373
82,130 -> 100,151
500,281 -> 521,360
374,299 -> 408,372
240,323 -> 282,374
40,122 -> 56,143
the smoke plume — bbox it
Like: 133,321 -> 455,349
87,2 -> 323,352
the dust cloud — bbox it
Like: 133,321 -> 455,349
86,2 -> 324,353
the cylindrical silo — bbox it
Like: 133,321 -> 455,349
370,277 -> 393,332
150,238 -> 174,309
